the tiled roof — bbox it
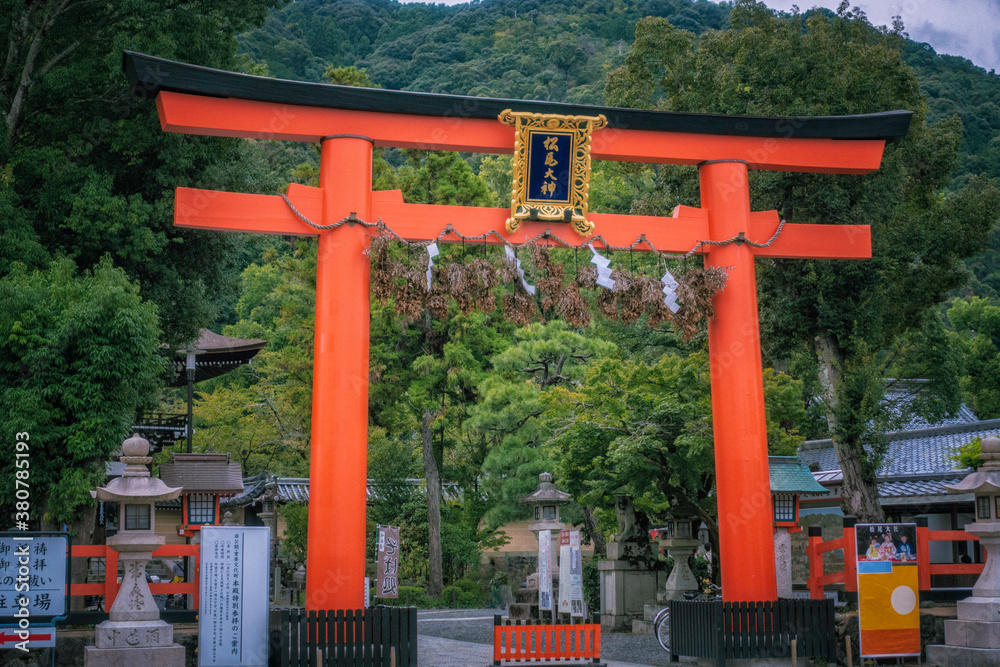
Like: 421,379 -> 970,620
879,478 -> 968,498
768,456 -> 827,495
799,418 -> 1000,477
181,328 -> 266,354
806,470 -> 975,505
158,453 -> 244,495
222,475 -> 463,508
883,382 -> 980,431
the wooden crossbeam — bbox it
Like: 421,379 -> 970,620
157,91 -> 888,174
174,186 -> 871,260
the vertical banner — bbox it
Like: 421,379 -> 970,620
376,525 -> 400,599
557,530 -> 584,616
538,529 -> 552,611
199,526 -> 270,667
855,523 -> 920,658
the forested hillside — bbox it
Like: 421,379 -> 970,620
238,0 -> 1000,187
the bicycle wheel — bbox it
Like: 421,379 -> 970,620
654,606 -> 670,653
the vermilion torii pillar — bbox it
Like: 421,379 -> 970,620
124,52 -> 910,606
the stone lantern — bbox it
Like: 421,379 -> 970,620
85,434 -> 184,667
927,435 -> 1000,665
659,514 -> 702,600
521,472 -> 571,577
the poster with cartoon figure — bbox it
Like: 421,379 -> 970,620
855,523 -> 920,658
855,523 -> 917,563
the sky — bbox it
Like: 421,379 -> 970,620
401,0 -> 1000,73
763,0 -> 1000,72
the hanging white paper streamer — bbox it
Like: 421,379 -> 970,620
504,246 -> 536,295
589,244 -> 616,290
426,242 -> 439,291
661,267 -> 680,313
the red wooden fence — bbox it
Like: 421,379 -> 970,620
70,544 -> 200,609
806,517 -> 982,598
493,616 -> 601,665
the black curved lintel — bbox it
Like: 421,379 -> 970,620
123,51 -> 913,141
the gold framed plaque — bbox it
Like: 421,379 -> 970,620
498,109 -> 607,236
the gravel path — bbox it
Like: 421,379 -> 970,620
416,609 -> 675,667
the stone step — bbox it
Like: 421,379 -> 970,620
644,603 -> 668,622
632,619 -> 655,635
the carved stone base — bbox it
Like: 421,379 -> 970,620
95,619 -> 174,649
84,643 -> 185,667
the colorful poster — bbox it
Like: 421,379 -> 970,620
538,529 -> 553,611
376,525 -> 400,599
557,530 -> 584,616
855,523 -> 920,658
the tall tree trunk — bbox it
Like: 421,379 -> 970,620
814,332 -> 885,522
421,410 -> 443,597
580,506 -> 606,558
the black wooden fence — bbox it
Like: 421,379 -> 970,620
269,606 -> 418,667
669,599 -> 836,667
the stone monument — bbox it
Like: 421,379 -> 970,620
659,515 -> 702,602
599,496 -> 666,631
927,435 -> 1000,666
85,434 -> 185,666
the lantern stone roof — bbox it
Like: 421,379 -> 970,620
945,436 -> 1000,495
158,452 -> 244,496
520,472 -> 572,505
769,456 -> 827,495
92,434 -> 182,502
168,328 -> 266,386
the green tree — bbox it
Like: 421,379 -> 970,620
605,1 -> 1000,521
473,321 -> 616,551
549,351 -> 827,554
0,259 -> 162,527
947,297 -> 1000,417
1,0 -> 284,346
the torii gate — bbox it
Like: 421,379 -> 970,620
124,52 -> 911,608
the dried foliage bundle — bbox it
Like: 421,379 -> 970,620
369,237 -> 727,339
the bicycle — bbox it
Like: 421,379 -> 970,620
653,581 -> 722,653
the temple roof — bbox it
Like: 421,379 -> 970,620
123,51 -> 912,141
169,328 -> 266,386
158,453 -> 245,496
769,456 -> 827,495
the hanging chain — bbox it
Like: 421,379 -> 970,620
281,194 -> 787,260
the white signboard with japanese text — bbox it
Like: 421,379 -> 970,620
0,533 -> 68,622
557,530 -> 584,617
198,526 -> 270,667
538,529 -> 552,611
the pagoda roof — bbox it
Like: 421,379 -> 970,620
169,328 -> 266,386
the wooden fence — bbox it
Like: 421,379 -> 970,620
806,516 -> 982,599
493,616 -> 602,665
269,606 -> 418,667
669,598 -> 836,667
70,543 -> 200,609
